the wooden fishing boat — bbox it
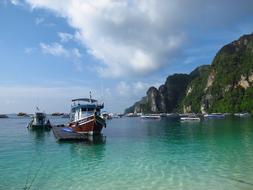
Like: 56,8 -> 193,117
68,97 -> 106,135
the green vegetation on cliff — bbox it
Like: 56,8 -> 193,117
183,34 -> 253,113
125,33 -> 253,114
180,65 -> 210,113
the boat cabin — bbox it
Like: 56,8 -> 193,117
34,112 -> 46,125
70,98 -> 104,122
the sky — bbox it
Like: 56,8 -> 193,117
0,0 -> 253,113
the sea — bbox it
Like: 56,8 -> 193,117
0,116 -> 253,190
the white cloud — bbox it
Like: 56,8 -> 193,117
24,47 -> 35,54
116,81 -> 151,97
58,32 -> 74,43
72,48 -> 81,58
9,0 -> 20,5
117,81 -> 130,96
35,17 -> 44,25
40,42 -> 68,57
39,42 -> 81,59
34,17 -> 55,27
24,0 -> 253,78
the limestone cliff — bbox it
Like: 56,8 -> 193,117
182,33 -> 253,113
125,33 -> 253,114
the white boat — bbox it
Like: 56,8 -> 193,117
141,115 -> 161,120
166,113 -> 179,118
204,113 -> 225,119
125,113 -> 140,117
180,115 -> 200,122
234,112 -> 251,117
27,112 -> 51,130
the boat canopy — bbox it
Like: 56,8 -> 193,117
71,104 -> 104,111
71,98 -> 98,103
70,97 -> 104,122
71,98 -> 104,111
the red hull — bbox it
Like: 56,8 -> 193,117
69,115 -> 105,134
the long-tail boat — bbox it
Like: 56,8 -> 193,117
68,97 -> 106,135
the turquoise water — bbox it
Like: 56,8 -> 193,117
0,117 -> 253,190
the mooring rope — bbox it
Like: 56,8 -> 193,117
23,152 -> 37,190
25,156 -> 47,190
217,174 -> 253,186
22,140 -> 49,190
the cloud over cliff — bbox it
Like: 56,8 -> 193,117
24,0 -> 253,77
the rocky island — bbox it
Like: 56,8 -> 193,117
125,33 -> 253,114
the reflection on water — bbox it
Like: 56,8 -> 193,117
68,138 -> 106,166
27,128 -> 51,144
58,134 -> 106,145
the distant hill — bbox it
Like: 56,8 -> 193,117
125,33 -> 253,114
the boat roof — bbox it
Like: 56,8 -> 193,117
71,98 -> 98,103
71,103 -> 104,111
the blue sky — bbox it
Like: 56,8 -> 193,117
0,0 -> 253,113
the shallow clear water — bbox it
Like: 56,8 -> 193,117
0,117 -> 253,190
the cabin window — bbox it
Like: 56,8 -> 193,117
88,108 -> 94,112
81,108 -> 95,112
81,108 -> 87,112
96,108 -> 101,115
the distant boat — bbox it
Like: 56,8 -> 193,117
125,113 -> 141,117
0,114 -> 8,119
118,114 -> 124,118
141,114 -> 161,120
165,113 -> 179,118
111,114 -> 120,119
204,113 -> 225,119
17,112 -> 30,117
27,112 -> 51,130
67,97 -> 106,135
61,114 -> 70,118
51,112 -> 64,116
180,114 -> 200,122
101,111 -> 112,120
234,112 -> 251,117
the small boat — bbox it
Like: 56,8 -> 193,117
204,113 -> 225,119
61,114 -> 70,118
141,114 -> 161,120
166,113 -> 179,118
234,112 -> 251,117
180,114 -> 200,122
68,96 -> 106,135
111,114 -> 120,119
52,112 -> 64,116
27,112 -> 51,130
125,113 -> 141,117
0,114 -> 8,118
101,111 -> 112,120
17,112 -> 30,117
118,114 -> 124,118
